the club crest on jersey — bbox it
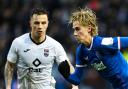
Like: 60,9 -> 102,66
44,49 -> 49,57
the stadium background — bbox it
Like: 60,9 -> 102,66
0,0 -> 128,89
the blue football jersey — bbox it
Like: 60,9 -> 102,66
70,36 -> 128,89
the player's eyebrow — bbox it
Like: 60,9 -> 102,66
34,21 -> 40,24
34,21 -> 46,24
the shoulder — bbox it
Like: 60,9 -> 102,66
16,33 -> 29,40
46,35 -> 66,54
77,44 -> 83,50
46,35 -> 62,47
93,36 -> 117,51
93,36 -> 102,42
76,44 -> 85,53
12,33 -> 29,45
92,36 -> 104,47
94,36 -> 114,46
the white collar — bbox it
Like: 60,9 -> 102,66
87,37 -> 93,50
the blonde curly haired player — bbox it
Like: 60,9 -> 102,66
58,7 -> 128,89
69,7 -> 98,36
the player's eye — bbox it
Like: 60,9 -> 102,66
41,21 -> 46,24
74,27 -> 80,32
34,21 -> 39,25
34,21 -> 46,25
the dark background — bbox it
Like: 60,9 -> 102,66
0,0 -> 128,89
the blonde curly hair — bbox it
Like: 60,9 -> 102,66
69,7 -> 98,36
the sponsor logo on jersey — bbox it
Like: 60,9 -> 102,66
28,67 -> 42,73
33,58 -> 41,67
28,58 -> 42,73
91,61 -> 106,71
44,49 -> 49,57
83,56 -> 89,64
24,49 -> 31,52
84,56 -> 88,60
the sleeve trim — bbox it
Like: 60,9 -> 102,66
76,64 -> 87,67
7,58 -> 17,64
118,37 -> 120,50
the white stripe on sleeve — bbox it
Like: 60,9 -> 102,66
76,64 -> 87,67
118,37 -> 120,50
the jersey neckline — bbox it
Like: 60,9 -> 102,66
29,33 -> 46,45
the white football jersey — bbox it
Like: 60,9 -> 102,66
7,33 -> 68,89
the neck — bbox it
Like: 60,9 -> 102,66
30,33 -> 46,44
84,35 -> 92,47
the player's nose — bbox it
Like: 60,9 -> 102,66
37,24 -> 43,29
39,23 -> 42,27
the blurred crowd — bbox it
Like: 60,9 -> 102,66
0,0 -> 128,89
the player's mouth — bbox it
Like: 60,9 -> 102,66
37,31 -> 43,33
76,36 -> 83,43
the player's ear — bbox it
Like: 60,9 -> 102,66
29,20 -> 32,28
45,20 -> 49,31
87,25 -> 92,33
88,25 -> 91,31
29,17 -> 33,28
47,20 -> 49,26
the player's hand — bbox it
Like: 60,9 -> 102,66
6,86 -> 11,89
58,60 -> 70,79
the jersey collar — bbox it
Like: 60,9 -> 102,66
87,37 -> 93,50
29,33 -> 46,45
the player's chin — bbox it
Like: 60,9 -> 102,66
76,39 -> 82,43
37,32 -> 43,36
35,34 -> 43,38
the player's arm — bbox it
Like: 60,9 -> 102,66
67,59 -> 75,74
99,37 -> 128,50
55,43 -> 79,88
5,38 -> 18,89
58,60 -> 80,89
58,60 -> 86,85
58,45 -> 87,85
4,60 -> 15,89
67,60 -> 79,89
67,65 -> 86,85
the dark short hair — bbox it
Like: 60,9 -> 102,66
30,8 -> 48,17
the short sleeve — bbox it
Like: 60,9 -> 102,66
95,37 -> 119,52
7,39 -> 18,63
95,36 -> 128,51
119,37 -> 128,49
55,42 -> 68,65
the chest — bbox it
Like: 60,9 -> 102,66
83,49 -> 107,71
17,44 -> 56,67
83,49 -> 100,63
